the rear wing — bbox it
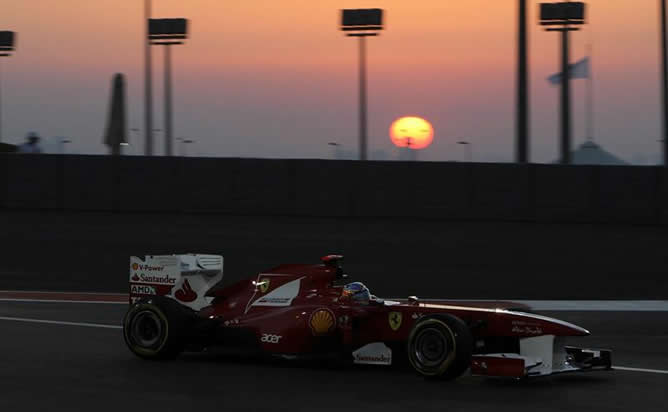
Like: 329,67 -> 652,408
129,254 -> 223,310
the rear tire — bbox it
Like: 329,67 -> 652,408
407,314 -> 473,380
123,297 -> 188,360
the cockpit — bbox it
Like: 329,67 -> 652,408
341,282 -> 371,304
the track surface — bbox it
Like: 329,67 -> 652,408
1,210 -> 666,410
1,301 -> 666,412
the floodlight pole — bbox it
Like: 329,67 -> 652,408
516,0 -> 529,163
341,9 -> 383,161
0,58 -> 3,143
164,44 -> 173,157
560,28 -> 572,164
149,18 -> 187,157
347,32 -> 377,161
0,36 -> 15,143
661,0 -> 668,166
359,35 -> 367,161
144,0 -> 153,156
0,55 -> 13,144
457,141 -> 473,162
542,2 -> 585,165
545,25 -> 576,164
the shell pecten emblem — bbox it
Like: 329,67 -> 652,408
389,312 -> 402,331
309,308 -> 336,336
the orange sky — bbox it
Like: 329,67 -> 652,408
1,1 -> 665,163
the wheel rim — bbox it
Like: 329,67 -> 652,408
130,310 -> 164,348
414,327 -> 450,368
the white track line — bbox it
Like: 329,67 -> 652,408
401,300 -> 668,311
0,290 -> 125,296
1,316 -> 667,376
2,293 -> 668,311
515,300 -> 668,311
0,316 -> 122,329
615,366 -> 668,375
0,298 -> 126,305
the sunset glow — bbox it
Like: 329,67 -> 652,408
390,116 -> 434,150
0,1 -> 663,162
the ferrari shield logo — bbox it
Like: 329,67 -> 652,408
258,278 -> 270,293
388,312 -> 402,331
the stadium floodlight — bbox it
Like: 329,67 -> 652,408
540,2 -> 587,165
540,2 -> 586,25
340,9 -> 384,161
149,18 -> 188,42
341,9 -> 383,31
0,31 -> 15,55
149,18 -> 188,157
0,31 -> 16,143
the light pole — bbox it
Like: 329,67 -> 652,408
0,31 -> 16,143
340,9 -> 384,161
328,142 -> 342,160
149,18 -> 189,157
404,137 -> 418,161
59,138 -> 72,154
176,137 -> 193,156
540,2 -> 587,165
517,0 -> 529,163
144,0 -> 153,156
661,0 -> 668,166
457,141 -> 473,162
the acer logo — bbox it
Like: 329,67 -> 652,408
260,334 -> 282,344
175,279 -> 197,302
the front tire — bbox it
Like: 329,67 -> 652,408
123,297 -> 187,360
407,314 -> 473,380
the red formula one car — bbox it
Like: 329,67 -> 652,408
123,254 -> 612,379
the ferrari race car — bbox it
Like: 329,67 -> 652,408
124,254 -> 612,380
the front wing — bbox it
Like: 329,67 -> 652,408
470,335 -> 612,378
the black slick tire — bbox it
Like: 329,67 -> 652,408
406,314 -> 473,380
123,296 -> 188,360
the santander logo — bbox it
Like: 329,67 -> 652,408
175,279 -> 197,302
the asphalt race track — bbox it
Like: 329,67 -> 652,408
1,211 -> 666,410
0,300 -> 666,412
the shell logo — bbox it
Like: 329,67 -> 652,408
132,263 -> 139,271
309,308 -> 336,336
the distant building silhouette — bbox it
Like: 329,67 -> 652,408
0,142 -> 17,153
18,132 -> 42,154
553,141 -> 628,165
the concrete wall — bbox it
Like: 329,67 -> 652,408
1,154 -> 665,225
2,210 -> 667,298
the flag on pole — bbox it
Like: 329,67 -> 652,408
547,57 -> 590,85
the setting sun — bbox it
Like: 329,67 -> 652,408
389,116 -> 434,150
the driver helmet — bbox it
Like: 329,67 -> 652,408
341,282 -> 370,304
